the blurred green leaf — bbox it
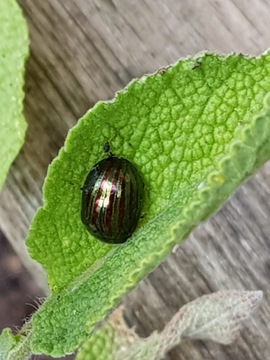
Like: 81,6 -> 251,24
0,0 -> 28,189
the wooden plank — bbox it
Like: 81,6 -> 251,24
0,0 -> 269,358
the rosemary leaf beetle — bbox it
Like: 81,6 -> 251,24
81,156 -> 144,244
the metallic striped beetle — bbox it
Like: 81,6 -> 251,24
81,156 -> 144,244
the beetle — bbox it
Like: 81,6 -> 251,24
81,155 -> 144,244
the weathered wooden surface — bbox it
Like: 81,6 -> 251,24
0,0 -> 270,358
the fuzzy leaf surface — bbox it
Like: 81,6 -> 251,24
0,328 -> 31,360
27,51 -> 270,355
75,291 -> 262,360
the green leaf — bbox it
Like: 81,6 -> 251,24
0,0 -> 28,189
0,329 -> 17,360
27,51 -> 270,356
0,328 -> 31,360
75,306 -> 139,360
75,291 -> 262,360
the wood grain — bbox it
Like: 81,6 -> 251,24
0,0 -> 270,358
